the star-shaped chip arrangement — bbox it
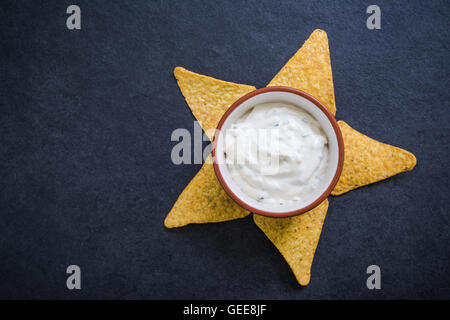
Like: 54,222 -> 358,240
164,29 -> 416,286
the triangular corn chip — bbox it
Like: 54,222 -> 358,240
268,29 -> 336,115
165,155 -> 249,228
254,199 -> 329,286
165,68 -> 255,228
253,30 -> 335,285
174,66 -> 256,140
332,121 -> 417,195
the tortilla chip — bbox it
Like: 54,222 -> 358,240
174,66 -> 256,140
165,155 -> 250,228
164,68 -> 255,228
253,30 -> 335,285
254,199 -> 329,286
332,121 -> 417,195
268,29 -> 336,115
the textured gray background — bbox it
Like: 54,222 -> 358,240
0,0 -> 449,299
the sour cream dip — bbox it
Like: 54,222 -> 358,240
223,102 -> 329,205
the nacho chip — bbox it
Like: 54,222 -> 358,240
332,121 -> 417,195
268,29 -> 336,115
164,68 -> 255,228
174,67 -> 256,140
165,155 -> 250,228
253,30 -> 335,285
254,199 -> 329,286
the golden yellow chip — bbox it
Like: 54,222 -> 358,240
268,29 -> 336,115
253,30 -> 336,285
174,66 -> 256,140
254,199 -> 329,286
165,69 -> 255,228
332,121 -> 417,195
165,156 -> 250,228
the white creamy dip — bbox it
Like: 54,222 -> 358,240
223,102 -> 329,205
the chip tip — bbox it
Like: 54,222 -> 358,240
299,278 -> 310,286
173,66 -> 185,76
295,271 -> 311,286
164,215 -> 174,228
312,28 -> 327,37
407,152 -> 417,170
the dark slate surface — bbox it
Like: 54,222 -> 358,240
0,0 -> 449,299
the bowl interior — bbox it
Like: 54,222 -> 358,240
214,90 -> 341,215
